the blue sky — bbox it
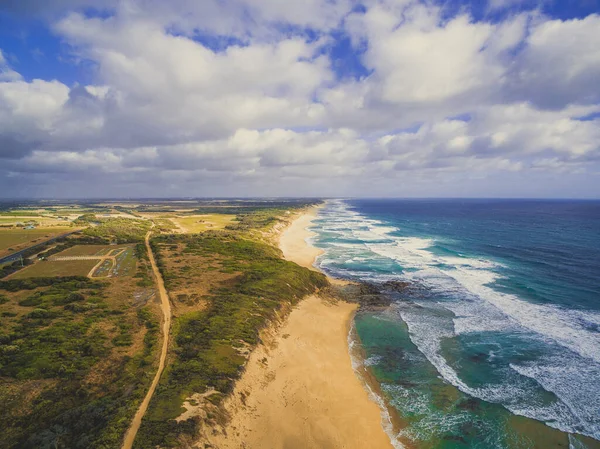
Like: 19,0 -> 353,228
0,0 -> 599,198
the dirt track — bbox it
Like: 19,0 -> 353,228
121,230 -> 172,449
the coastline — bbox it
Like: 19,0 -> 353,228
279,206 -> 324,272
208,205 -> 394,449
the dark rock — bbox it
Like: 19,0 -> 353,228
381,280 -> 411,293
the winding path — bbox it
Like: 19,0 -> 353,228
122,230 -> 172,449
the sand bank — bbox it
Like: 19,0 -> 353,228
209,207 -> 392,449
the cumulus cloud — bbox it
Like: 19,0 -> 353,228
0,0 -> 599,197
0,50 -> 22,82
507,14 -> 600,109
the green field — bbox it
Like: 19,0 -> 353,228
10,259 -> 99,279
0,228 -> 72,254
58,245 -> 115,257
0,217 -> 39,224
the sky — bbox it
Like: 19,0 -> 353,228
0,0 -> 599,199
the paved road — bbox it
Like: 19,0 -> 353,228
121,229 -> 172,449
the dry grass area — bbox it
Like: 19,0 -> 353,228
157,241 -> 235,316
170,214 -> 235,233
10,259 -> 99,279
0,228 -> 72,257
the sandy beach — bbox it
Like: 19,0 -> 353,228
208,206 -> 392,449
279,207 -> 324,271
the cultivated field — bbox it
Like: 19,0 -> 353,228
58,244 -> 116,257
9,244 -> 137,279
0,228 -> 72,257
10,259 -> 99,279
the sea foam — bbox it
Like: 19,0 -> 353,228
312,200 -> 600,440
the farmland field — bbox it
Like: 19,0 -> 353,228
11,244 -> 140,279
0,217 -> 40,224
0,228 -> 72,256
58,244 -> 116,257
0,215 -> 73,227
10,259 -> 99,279
171,214 -> 235,233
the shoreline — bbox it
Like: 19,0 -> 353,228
279,205 -> 324,272
208,205 -> 394,449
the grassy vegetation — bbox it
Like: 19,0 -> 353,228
10,259 -> 99,279
0,276 -> 161,449
225,208 -> 289,233
171,214 -> 236,233
151,218 -> 178,233
8,244 -> 139,280
0,212 -> 43,217
134,231 -> 328,448
80,216 -> 152,243
112,246 -> 137,277
0,199 -> 324,448
189,200 -> 320,215
0,228 -> 72,254
58,245 -> 113,256
0,217 -> 39,224
131,244 -> 150,284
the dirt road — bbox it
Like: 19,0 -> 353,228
121,230 -> 172,449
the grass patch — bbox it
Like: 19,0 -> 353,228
10,259 -> 99,279
0,228 -> 72,254
57,245 -> 114,257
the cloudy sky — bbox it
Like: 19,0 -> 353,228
0,0 -> 599,198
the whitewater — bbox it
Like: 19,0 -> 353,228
311,199 -> 600,447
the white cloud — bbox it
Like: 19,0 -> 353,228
507,14 -> 600,109
0,50 -> 23,82
0,1 -> 599,197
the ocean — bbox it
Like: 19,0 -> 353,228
310,199 -> 600,449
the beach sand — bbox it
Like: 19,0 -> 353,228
208,207 -> 393,449
279,207 -> 324,271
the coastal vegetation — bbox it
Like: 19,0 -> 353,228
134,228 -> 327,447
0,198 -> 325,448
0,275 -> 161,449
81,216 -> 152,243
170,214 -> 235,233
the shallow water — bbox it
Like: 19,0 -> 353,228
311,199 -> 600,449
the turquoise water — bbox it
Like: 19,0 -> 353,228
310,199 -> 600,449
